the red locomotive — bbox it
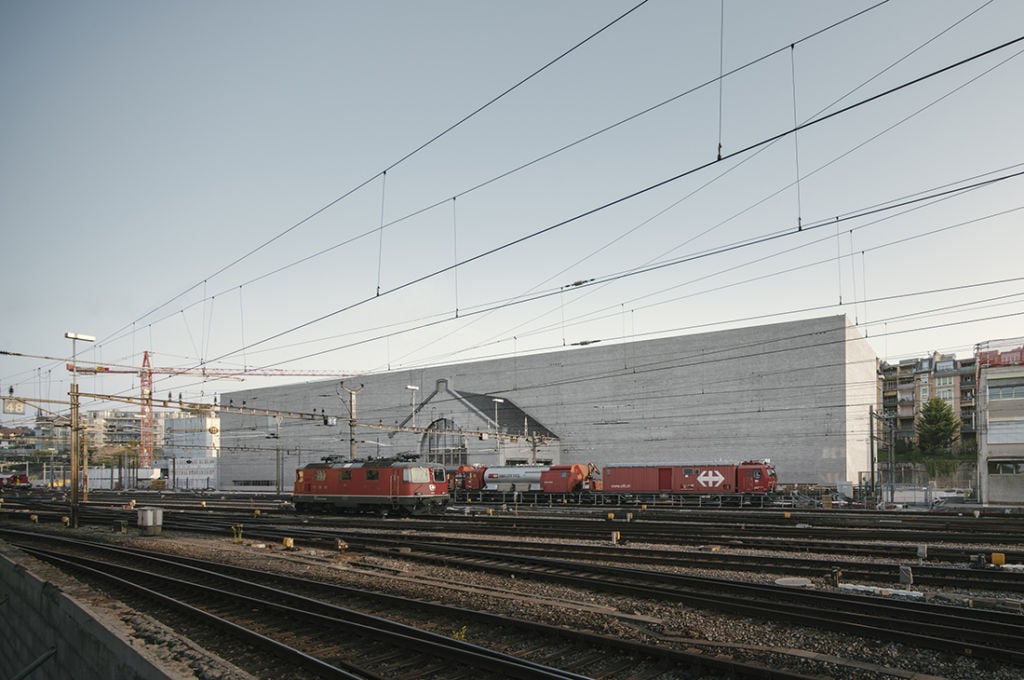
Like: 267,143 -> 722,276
293,455 -> 448,515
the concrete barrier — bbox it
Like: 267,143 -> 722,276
0,541 -> 175,679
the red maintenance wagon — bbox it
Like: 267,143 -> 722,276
602,459 -> 776,496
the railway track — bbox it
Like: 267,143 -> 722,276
345,534 -> 1024,593
5,501 -> 1023,591
0,528 -> 819,680
350,538 -> 1024,667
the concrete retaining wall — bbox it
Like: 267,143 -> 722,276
0,541 -> 174,680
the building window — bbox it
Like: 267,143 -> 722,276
936,376 -> 953,387
939,389 -> 953,402
988,460 -> 1024,475
920,387 -> 929,401
425,417 -> 468,466
989,383 -> 1024,400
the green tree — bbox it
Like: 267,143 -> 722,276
916,397 -> 960,456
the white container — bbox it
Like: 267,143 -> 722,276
137,507 -> 164,535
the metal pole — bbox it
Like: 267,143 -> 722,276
82,423 -> 89,502
869,406 -> 876,506
341,383 -> 364,460
69,381 -> 79,528
65,332 -> 94,527
406,385 -> 419,429
886,416 -> 892,502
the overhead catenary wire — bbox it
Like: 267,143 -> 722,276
88,1 -> 893,360
4,4 -> 1016,422
189,34 -> 1024,372
34,3 -> 913,409
208,168 -> 1024,372
95,0 -> 657,350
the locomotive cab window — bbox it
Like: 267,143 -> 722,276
340,470 -> 352,481
366,470 -> 379,481
433,468 -> 446,483
404,467 -> 431,483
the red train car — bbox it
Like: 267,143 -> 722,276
452,463 -> 600,494
602,459 -> 776,496
0,473 -> 30,488
293,456 -> 448,515
540,464 -> 601,494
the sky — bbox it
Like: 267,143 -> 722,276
2,0 -> 1023,425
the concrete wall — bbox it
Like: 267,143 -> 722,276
0,542 -> 174,680
219,316 -> 877,488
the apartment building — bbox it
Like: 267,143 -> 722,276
878,352 -> 976,451
976,339 -> 1024,505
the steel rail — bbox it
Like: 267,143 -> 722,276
20,544 -> 584,680
2,529 -> 821,680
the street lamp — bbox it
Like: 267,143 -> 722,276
492,397 -> 504,459
406,385 -> 419,429
492,398 -> 504,433
65,331 -> 95,528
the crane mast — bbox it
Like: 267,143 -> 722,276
66,350 -> 359,471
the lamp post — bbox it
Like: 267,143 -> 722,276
406,385 -> 419,429
492,398 -> 504,461
65,331 -> 95,528
341,382 -> 364,460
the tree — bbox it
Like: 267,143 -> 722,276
916,398 -> 961,456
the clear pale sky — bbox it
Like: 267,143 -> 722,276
2,0 -> 1023,423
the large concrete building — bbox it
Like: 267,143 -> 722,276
218,315 -> 877,491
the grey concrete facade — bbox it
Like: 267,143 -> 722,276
219,316 -> 876,489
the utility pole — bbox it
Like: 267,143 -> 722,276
341,382 -> 364,460
888,415 -> 896,504
65,331 -> 94,529
70,382 -> 80,527
869,406 -> 876,506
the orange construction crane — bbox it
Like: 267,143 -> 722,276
67,351 -> 359,468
